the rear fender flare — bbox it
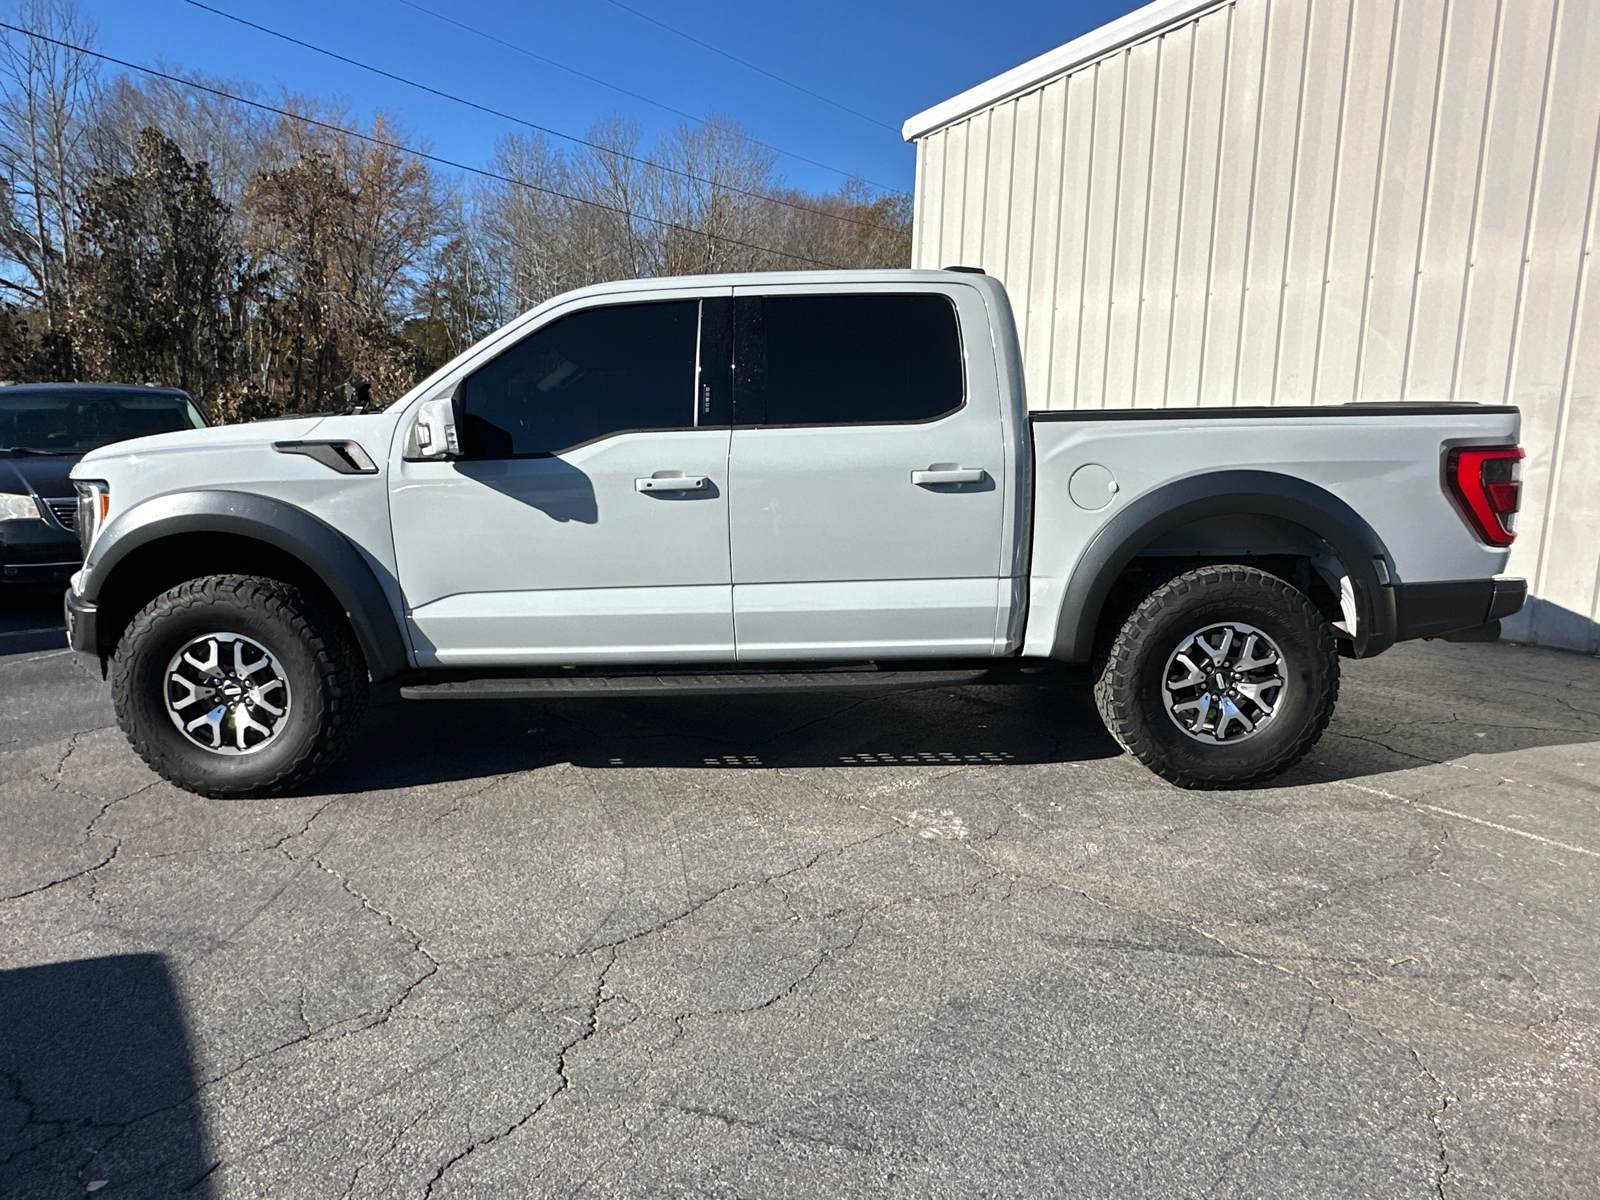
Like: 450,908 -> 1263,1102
1050,470 -> 1395,662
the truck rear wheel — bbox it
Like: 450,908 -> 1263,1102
111,575 -> 368,798
1094,565 -> 1339,788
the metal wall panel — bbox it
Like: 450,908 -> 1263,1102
910,0 -> 1600,653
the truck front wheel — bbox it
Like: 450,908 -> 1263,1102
111,575 -> 368,798
1094,565 -> 1339,788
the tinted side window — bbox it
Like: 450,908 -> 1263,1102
753,293 -> 963,426
461,300 -> 699,457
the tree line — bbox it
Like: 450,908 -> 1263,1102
0,0 -> 911,420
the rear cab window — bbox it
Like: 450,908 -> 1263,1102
732,292 -> 965,427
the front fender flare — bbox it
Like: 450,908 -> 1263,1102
81,490 -> 409,681
1050,470 -> 1396,662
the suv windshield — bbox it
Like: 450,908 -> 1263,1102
0,388 -> 206,454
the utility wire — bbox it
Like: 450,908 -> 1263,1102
388,0 -> 900,192
601,0 -> 898,133
181,0 -> 894,239
0,22 -> 848,270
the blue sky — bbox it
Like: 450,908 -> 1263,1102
69,0 -> 1145,196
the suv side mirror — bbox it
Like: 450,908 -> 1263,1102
403,391 -> 461,461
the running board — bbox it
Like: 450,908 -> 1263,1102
399,668 -> 991,701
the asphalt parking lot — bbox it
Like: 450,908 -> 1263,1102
2,586 -> 1597,1199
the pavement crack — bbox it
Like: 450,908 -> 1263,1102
0,780 -> 144,904
673,1103 -> 873,1154
421,946 -> 615,1198
0,840 -> 119,903
670,910 -> 867,1023
579,825 -> 899,958
262,797 -> 344,852
1203,999 -> 1315,1197
40,726 -> 116,792
1183,918 -> 1459,1190
308,853 -> 441,1029
757,697 -> 873,747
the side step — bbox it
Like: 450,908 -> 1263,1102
399,668 -> 991,701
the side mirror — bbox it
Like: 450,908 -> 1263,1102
403,391 -> 461,461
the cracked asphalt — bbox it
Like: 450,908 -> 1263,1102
2,586 -> 1598,1199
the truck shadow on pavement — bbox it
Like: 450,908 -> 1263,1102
312,673 -> 1127,793
0,954 -> 215,1197
309,641 -> 1600,795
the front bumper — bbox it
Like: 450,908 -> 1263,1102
2,559 -> 78,583
2,520 -> 80,583
64,586 -> 98,655
1393,575 -> 1527,642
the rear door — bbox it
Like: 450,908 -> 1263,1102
727,284 -> 1008,660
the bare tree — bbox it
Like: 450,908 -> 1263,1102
0,0 -> 98,328
477,132 -> 572,318
237,104 -> 448,412
88,68 -> 272,213
651,116 -> 778,275
566,119 -> 660,286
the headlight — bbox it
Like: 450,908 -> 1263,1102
73,480 -> 109,557
0,492 -> 43,521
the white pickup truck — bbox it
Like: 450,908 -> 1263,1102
63,269 -> 1526,797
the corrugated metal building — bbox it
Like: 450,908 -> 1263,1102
904,0 -> 1600,654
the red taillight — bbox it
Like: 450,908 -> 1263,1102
1447,445 -> 1523,547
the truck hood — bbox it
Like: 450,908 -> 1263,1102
0,451 -> 78,500
72,416 -> 331,471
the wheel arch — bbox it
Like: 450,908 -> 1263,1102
1049,470 -> 1396,663
81,490 -> 409,681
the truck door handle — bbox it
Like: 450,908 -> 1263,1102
912,467 -> 987,486
636,474 -> 710,493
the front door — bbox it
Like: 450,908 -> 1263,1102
390,293 -> 735,666
727,286 -> 1009,660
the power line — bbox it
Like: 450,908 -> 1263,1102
388,0 -> 900,193
0,22 -> 849,270
180,0 -> 895,239
601,0 -> 898,133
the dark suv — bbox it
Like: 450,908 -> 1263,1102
1,383 -> 207,586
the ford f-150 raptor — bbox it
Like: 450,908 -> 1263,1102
62,269 -> 1526,797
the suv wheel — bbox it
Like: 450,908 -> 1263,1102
111,575 -> 368,798
1094,565 -> 1339,788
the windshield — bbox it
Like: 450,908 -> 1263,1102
0,388 -> 206,454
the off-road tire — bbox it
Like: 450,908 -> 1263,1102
111,575 -> 368,798
1094,564 -> 1339,788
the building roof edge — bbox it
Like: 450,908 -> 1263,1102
902,0 -> 1228,142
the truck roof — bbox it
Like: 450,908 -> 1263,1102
535,268 -> 984,303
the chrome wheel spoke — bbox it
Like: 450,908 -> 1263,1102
1205,627 -> 1233,664
1166,652 -> 1206,690
249,684 -> 287,717
1234,679 -> 1279,710
182,641 -> 220,675
231,704 -> 274,750
237,648 -> 272,678
185,704 -> 228,747
1216,697 -> 1254,739
168,674 -> 213,711
165,633 -> 291,756
1236,634 -> 1277,673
